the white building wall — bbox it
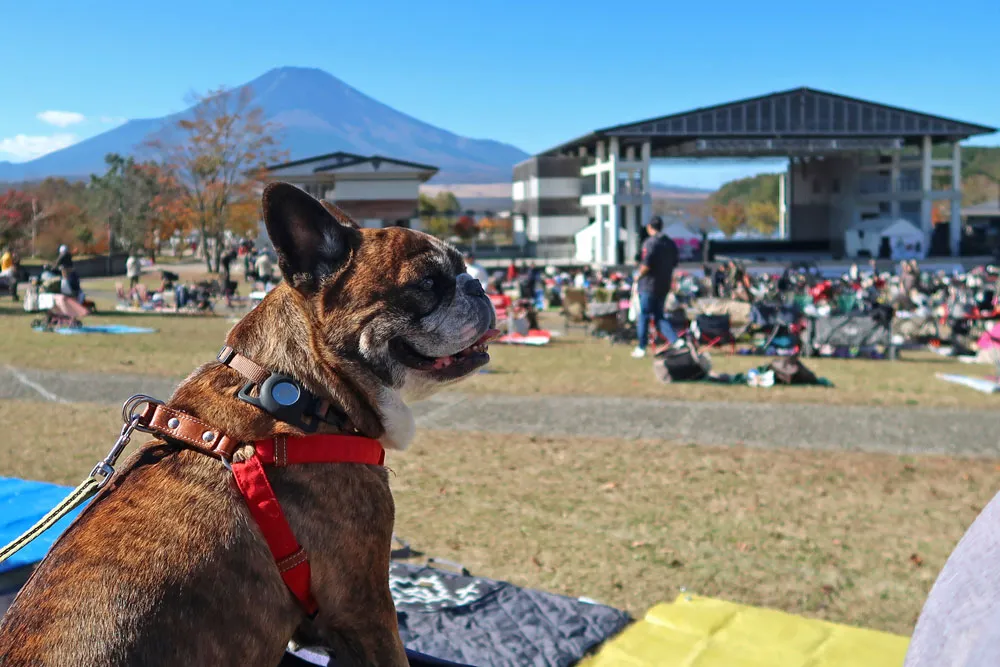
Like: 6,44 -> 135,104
527,177 -> 581,199
512,181 -> 526,201
529,215 -> 591,239
331,179 -> 421,200
527,216 -> 540,241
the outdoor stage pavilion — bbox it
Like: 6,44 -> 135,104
512,87 -> 996,265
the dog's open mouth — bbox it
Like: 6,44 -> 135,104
390,329 -> 501,378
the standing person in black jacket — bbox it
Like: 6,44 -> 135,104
632,216 -> 679,358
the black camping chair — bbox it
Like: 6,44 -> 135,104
750,302 -> 804,353
692,313 -> 737,353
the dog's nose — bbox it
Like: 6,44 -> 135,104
464,277 -> 485,297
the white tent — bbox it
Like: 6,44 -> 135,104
881,220 -> 927,260
574,222 -> 600,263
845,218 -> 927,260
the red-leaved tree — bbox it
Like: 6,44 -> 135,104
0,189 -> 34,248
453,215 -> 478,241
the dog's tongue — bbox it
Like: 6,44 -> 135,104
430,329 -> 502,370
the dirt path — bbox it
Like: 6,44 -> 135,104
3,366 -> 998,457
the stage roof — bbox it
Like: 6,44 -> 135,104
541,87 -> 996,158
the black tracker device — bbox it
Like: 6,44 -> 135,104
236,371 -> 347,434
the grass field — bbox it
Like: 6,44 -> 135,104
0,399 -> 993,635
1,296 -> 996,409
2,273 -> 998,636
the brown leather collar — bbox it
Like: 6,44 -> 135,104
217,346 -> 354,434
138,402 -> 242,461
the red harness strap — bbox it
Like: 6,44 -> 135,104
230,434 -> 385,616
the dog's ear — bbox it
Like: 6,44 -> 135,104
319,199 -> 360,230
262,182 -> 358,293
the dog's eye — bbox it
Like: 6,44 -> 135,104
418,277 -> 435,291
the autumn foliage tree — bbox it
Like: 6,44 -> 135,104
0,189 -> 33,247
746,201 -> 779,236
712,201 -> 746,237
150,85 -> 285,271
453,215 -> 478,241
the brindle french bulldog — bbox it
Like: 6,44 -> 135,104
0,182 -> 497,666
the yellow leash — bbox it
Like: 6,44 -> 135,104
0,396 -> 155,566
0,477 -> 100,564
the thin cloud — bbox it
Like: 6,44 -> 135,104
0,133 -> 78,161
36,110 -> 86,128
99,115 -> 127,125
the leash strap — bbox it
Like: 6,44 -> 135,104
0,404 -> 149,566
0,477 -> 99,565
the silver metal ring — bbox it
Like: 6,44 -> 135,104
121,394 -> 164,432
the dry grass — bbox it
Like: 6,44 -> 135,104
388,430 -> 997,635
459,336 -> 1000,409
2,297 -> 996,409
3,398 -> 991,636
0,401 -> 123,485
0,304 -> 234,377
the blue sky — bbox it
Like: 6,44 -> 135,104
1,0 -> 998,188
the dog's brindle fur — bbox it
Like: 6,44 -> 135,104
0,183 -> 496,666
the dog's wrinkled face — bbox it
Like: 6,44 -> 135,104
262,183 -> 497,408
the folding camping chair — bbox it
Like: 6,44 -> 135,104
30,294 -> 89,331
749,302 -> 803,353
561,287 -> 589,332
691,313 -> 738,353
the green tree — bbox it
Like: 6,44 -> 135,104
712,201 -> 746,237
746,201 -> 779,236
433,191 -> 460,215
89,153 -> 164,253
418,193 -> 438,216
424,216 -> 452,237
710,173 -> 780,208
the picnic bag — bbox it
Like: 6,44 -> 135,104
653,342 -> 709,383
767,356 -> 819,385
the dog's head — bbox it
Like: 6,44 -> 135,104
259,183 -> 496,445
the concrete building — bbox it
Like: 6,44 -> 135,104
263,152 -> 438,229
511,156 -> 590,259
519,87 -> 995,264
961,201 -> 1000,255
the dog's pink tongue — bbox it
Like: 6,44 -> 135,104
432,356 -> 454,369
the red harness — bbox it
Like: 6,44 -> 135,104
232,434 -> 385,616
135,394 -> 384,617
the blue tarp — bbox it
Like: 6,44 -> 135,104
35,325 -> 157,335
0,477 -> 82,574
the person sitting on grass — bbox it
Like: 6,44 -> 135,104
1,246 -> 19,301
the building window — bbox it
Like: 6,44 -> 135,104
832,179 -> 840,194
812,180 -> 821,195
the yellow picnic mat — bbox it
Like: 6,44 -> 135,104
579,594 -> 908,667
